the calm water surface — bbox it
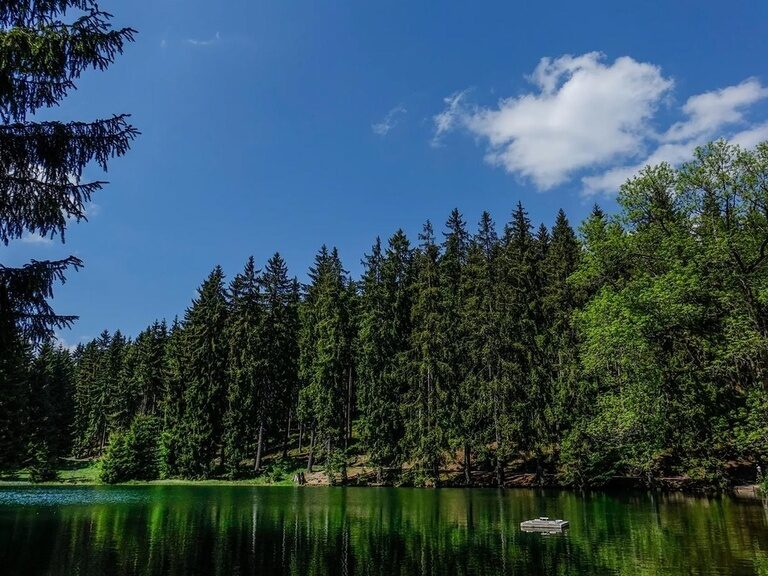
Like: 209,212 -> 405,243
1,486 -> 767,575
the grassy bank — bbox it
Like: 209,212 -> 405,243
1,459 -> 763,500
0,458 -> 302,487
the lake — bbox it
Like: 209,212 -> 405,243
1,486 -> 767,575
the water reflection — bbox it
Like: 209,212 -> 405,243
0,486 -> 766,576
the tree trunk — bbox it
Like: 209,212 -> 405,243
495,457 -> 505,487
491,365 -> 504,488
254,420 -> 265,472
297,423 -> 303,454
282,408 -> 292,459
464,443 -> 471,485
307,428 -> 316,473
536,456 -> 543,487
99,423 -> 107,455
346,367 -> 353,448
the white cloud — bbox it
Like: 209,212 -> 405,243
434,53 -> 768,195
663,79 -> 768,143
54,332 -> 86,353
372,105 -> 407,136
187,31 -> 220,47
432,90 -> 469,146
434,53 -> 672,188
730,122 -> 768,148
584,78 -> 768,195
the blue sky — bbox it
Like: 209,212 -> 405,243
4,0 -> 768,346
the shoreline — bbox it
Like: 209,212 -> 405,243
2,459 -> 764,499
0,477 -> 763,500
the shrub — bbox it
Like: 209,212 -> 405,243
100,416 -> 161,484
28,440 -> 59,483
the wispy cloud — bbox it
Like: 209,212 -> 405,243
186,31 -> 221,47
432,90 -> 469,147
54,332 -> 88,353
583,78 -> 768,195
433,53 -> 768,195
21,233 -> 53,245
85,202 -> 101,218
372,105 -> 407,136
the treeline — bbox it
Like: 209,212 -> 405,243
2,141 -> 768,488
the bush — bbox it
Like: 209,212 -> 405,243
263,459 -> 291,483
100,416 -> 161,484
28,440 -> 59,483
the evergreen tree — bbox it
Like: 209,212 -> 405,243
224,257 -> 264,476
0,327 -> 30,466
126,321 -> 168,417
27,342 -> 74,460
8,138 -> 767,491
406,221 -> 447,486
176,267 -> 229,478
0,1 -> 137,343
541,210 -> 581,441
103,330 -> 128,437
159,317 -> 186,477
439,209 -> 473,483
100,415 -> 161,483
497,202 -> 539,472
260,253 -> 300,462
298,247 -> 354,480
459,212 -> 503,484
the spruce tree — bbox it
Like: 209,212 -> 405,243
159,317 -> 186,477
224,257 -> 264,476
260,253 -> 300,462
298,246 -> 353,480
356,238 -> 390,478
439,209 -> 472,482
407,221 -> 446,485
126,321 -> 168,417
498,202 -> 538,473
27,342 -> 74,460
176,267 -> 229,478
541,210 -> 580,438
0,328 -> 30,466
0,1 -> 137,343
103,330 -> 128,436
459,212 -> 502,484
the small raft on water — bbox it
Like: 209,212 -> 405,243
520,517 -> 569,533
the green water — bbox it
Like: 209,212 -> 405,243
1,486 -> 767,575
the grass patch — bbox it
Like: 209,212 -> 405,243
0,459 -> 100,485
1,457 -> 304,486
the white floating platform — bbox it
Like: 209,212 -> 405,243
520,517 -> 569,533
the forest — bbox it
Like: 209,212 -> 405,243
2,140 -> 768,489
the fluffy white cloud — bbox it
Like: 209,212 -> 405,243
434,53 -> 768,195
663,79 -> 768,143
584,78 -> 768,195
372,105 -> 407,136
435,53 -> 673,188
